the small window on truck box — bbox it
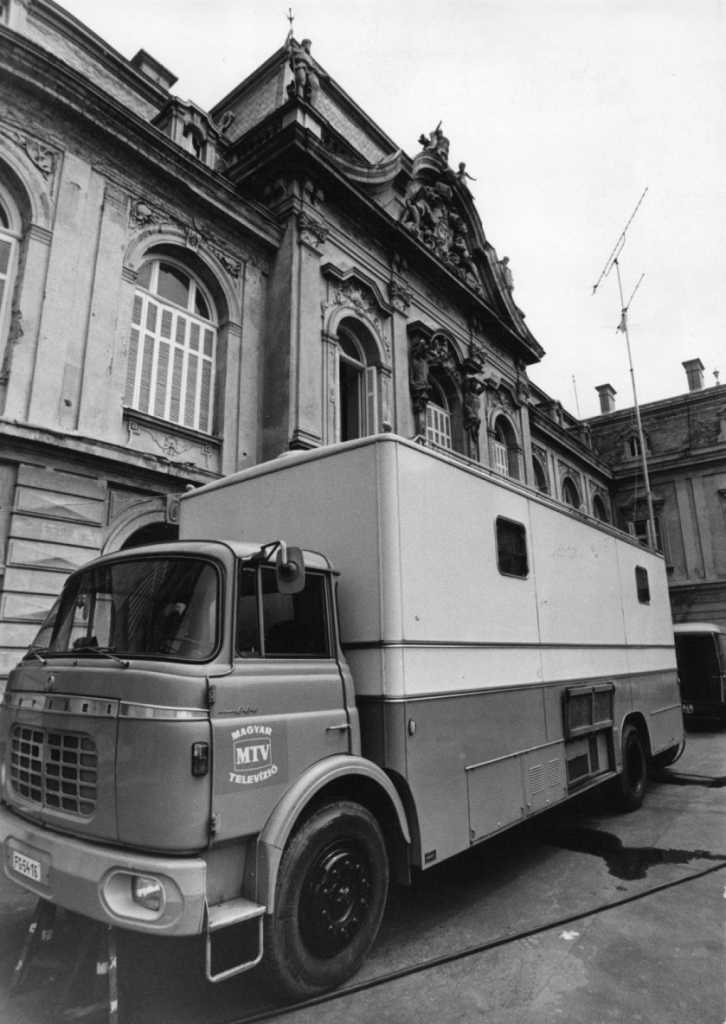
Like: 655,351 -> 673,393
635,566 -> 650,604
496,517 -> 528,578
236,565 -> 330,658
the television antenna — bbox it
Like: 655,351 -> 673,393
593,189 -> 656,550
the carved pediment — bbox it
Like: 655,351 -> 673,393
321,262 -> 393,320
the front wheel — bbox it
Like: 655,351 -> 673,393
615,723 -> 647,811
264,800 -> 389,1000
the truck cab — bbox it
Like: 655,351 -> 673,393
0,538 -> 407,995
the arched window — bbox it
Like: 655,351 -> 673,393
182,124 -> 205,161
337,321 -> 378,442
491,415 -> 521,480
0,181 -> 21,362
425,378 -> 452,449
562,476 -> 581,509
125,257 -> 217,434
533,455 -> 549,493
592,494 -> 609,522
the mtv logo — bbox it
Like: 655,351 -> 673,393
233,737 -> 272,770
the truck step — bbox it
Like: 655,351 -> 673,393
207,897 -> 266,932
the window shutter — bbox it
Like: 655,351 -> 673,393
138,334 -> 155,413
125,327 -> 140,405
124,294 -> 144,405
199,360 -> 212,432
0,238 -> 10,275
364,366 -> 378,435
0,237 -> 13,324
185,353 -> 199,427
170,347 -> 184,423
154,342 -> 170,418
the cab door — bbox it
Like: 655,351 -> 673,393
209,564 -> 349,843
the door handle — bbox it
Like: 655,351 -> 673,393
326,723 -> 351,732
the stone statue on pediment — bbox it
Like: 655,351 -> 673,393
499,256 -> 514,291
286,34 -> 327,105
456,162 -> 475,186
418,123 -> 450,163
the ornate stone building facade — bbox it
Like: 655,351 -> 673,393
588,362 -> 726,629
0,0 -> 624,683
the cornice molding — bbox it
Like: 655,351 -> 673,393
0,32 -> 282,252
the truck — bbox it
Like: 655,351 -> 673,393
674,622 -> 726,724
0,434 -> 684,999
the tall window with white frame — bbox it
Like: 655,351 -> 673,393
425,378 -> 452,449
125,258 -> 217,434
0,183 -> 20,366
338,328 -> 377,442
492,415 -> 520,479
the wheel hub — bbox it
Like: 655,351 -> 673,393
299,842 -> 372,959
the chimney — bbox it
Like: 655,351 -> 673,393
595,384 -> 617,414
131,49 -> 178,91
682,359 -> 705,392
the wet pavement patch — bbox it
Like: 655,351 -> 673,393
542,826 -> 726,881
653,771 -> 726,789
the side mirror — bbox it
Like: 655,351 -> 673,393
276,544 -> 305,594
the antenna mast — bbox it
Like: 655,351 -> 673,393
593,190 -> 656,550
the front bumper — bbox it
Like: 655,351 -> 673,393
0,803 -> 207,936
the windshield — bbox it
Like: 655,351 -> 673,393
30,557 -> 220,662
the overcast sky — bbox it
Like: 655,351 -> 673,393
55,0 -> 725,419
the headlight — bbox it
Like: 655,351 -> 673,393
131,875 -> 164,912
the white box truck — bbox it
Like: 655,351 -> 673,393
0,434 -> 683,998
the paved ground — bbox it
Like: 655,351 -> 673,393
0,725 -> 724,1024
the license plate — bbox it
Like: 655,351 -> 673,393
11,850 -> 42,882
682,703 -> 694,715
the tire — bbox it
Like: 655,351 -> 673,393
263,800 -> 389,1000
615,723 -> 647,812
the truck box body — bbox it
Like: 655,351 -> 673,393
181,435 -> 680,866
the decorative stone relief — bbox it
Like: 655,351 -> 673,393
323,281 -> 388,354
461,354 -> 486,447
130,200 -> 163,228
297,211 -> 329,250
303,178 -> 325,208
126,419 -> 215,469
516,373 -> 531,406
216,111 -> 235,134
487,382 -> 518,414
400,124 -> 483,294
409,331 -> 456,435
717,406 -> 726,442
129,197 -> 267,271
389,280 -> 413,314
0,121 -> 60,194
208,245 -> 242,279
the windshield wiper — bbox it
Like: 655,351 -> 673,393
71,646 -> 130,669
26,644 -> 48,665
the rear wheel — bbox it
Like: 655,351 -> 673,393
615,723 -> 647,811
264,800 -> 389,1000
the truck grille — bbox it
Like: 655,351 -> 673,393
10,726 -> 98,817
